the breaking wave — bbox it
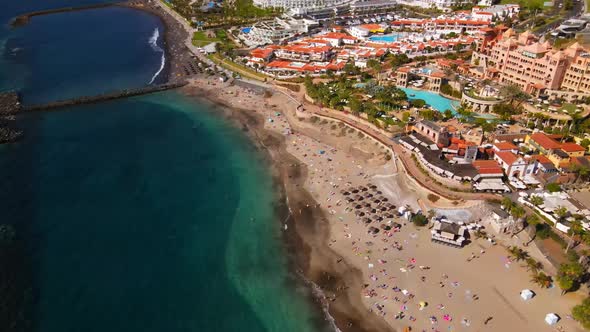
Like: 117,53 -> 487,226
148,28 -> 165,84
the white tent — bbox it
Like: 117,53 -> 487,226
520,289 -> 534,301
545,313 -> 559,325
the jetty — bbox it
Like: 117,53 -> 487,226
11,3 -> 117,26
22,81 -> 187,112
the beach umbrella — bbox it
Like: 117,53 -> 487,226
376,190 -> 382,194
380,224 -> 392,230
364,193 -> 373,198
341,190 -> 350,195
373,199 -> 381,204
368,227 -> 379,234
419,301 -> 427,310
346,197 -> 354,203
354,210 -> 363,216
380,206 -> 388,212
360,186 -> 368,191
364,203 -> 372,208
366,183 -> 375,187
370,208 -> 377,214
354,204 -> 362,209
351,189 -> 360,193
363,217 -> 371,224
545,313 -> 559,325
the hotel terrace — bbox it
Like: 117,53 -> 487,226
472,28 -> 590,99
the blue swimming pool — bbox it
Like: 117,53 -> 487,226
401,88 -> 460,113
241,27 -> 251,34
369,34 -> 399,43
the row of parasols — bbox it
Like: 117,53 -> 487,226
342,183 -> 400,233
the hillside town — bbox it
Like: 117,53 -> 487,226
159,0 -> 590,330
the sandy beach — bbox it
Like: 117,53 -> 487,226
181,76 -> 586,332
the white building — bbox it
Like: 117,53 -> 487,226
253,0 -> 354,14
240,17 -> 318,47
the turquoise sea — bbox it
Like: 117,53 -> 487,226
0,2 -> 328,332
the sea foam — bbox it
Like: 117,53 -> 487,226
148,28 -> 165,84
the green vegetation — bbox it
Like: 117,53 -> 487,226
573,298 -> 590,329
440,84 -> 462,99
170,0 -> 281,28
304,76 -> 407,129
556,261 -> 586,294
192,30 -> 222,47
546,182 -> 562,193
411,213 -> 429,227
208,53 -> 267,81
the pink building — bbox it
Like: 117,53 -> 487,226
474,29 -> 587,95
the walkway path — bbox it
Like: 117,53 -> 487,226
273,85 -> 501,202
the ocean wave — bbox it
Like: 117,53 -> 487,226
297,271 -> 343,332
148,28 -> 165,85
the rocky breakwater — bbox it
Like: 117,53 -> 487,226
0,92 -> 24,144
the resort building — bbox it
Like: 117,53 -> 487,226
412,120 -> 451,146
525,133 -> 586,169
389,18 -> 490,34
431,218 -> 468,248
253,0 -> 353,14
493,141 -> 519,154
395,66 -> 446,92
560,49 -> 590,95
471,4 -> 520,22
348,24 -> 386,38
493,151 -> 530,178
274,43 -> 334,62
239,17 -> 318,47
473,29 -> 590,96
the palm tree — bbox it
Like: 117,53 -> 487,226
529,195 -> 544,207
531,272 -> 552,288
554,206 -> 568,221
501,196 -> 513,210
508,246 -> 529,262
525,257 -> 543,273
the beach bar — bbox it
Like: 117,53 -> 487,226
430,218 -> 467,248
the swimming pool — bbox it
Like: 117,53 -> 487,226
241,27 -> 251,34
400,88 -> 459,113
369,34 -> 399,43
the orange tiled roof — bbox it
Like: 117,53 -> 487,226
561,142 -> 585,152
494,141 -> 518,150
530,133 -> 561,150
495,151 -> 519,165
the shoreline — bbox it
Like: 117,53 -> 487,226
181,81 -> 393,332
179,77 -> 586,332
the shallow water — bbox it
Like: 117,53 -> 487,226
0,2 -> 328,332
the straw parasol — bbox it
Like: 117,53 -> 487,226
354,204 -> 362,209
362,217 -> 371,224
351,188 -> 360,193
360,186 -> 368,192
368,227 -> 379,234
